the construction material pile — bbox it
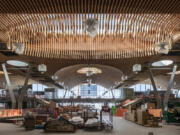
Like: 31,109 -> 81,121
123,99 -> 160,127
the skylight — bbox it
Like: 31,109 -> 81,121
152,60 -> 173,67
6,60 -> 28,67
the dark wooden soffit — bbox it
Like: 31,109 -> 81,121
0,0 -> 179,14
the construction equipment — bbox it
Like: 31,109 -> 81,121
44,117 -> 76,132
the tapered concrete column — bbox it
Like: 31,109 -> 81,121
148,67 -> 161,108
164,64 -> 177,104
2,63 -> 16,108
18,67 -> 31,109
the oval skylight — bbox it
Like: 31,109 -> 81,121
77,67 -> 102,75
152,60 -> 173,67
6,60 -> 28,67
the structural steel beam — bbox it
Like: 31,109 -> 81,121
102,91 -> 108,96
52,98 -> 123,103
148,67 -> 161,108
2,63 -> 16,108
111,90 -> 115,99
63,89 -> 68,98
164,64 -> 177,104
18,67 -> 31,109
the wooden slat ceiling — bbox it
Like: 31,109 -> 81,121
0,0 -> 179,89
0,13 -> 179,59
0,0 -> 179,13
0,0 -> 179,59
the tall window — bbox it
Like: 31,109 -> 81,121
81,84 -> 97,97
130,84 -> 153,92
32,84 -> 47,91
57,84 -> 122,99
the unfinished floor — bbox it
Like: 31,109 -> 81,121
0,117 -> 179,135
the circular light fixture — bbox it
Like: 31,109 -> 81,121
152,60 -> 173,67
6,60 -> 28,67
38,64 -> 47,73
121,75 -> 128,81
77,67 -> 102,75
133,64 -> 141,72
51,75 -> 58,80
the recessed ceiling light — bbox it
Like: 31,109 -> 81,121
152,60 -> 173,67
6,60 -> 28,67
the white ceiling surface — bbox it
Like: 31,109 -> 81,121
54,64 -> 123,90
142,74 -> 180,90
0,74 -> 38,89
0,68 -> 179,91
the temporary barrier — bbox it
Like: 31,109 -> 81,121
116,109 -> 128,117
0,109 -> 22,118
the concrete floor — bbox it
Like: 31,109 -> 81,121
0,117 -> 179,135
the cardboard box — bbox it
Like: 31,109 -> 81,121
128,105 -> 132,112
129,110 -> 136,122
137,110 -> 149,125
124,112 -> 130,120
50,101 -> 56,109
124,110 -> 136,122
141,105 -> 146,110
145,103 -> 155,109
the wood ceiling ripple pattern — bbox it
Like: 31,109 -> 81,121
0,13 -> 178,59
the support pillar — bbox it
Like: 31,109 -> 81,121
148,67 -> 161,108
2,63 -> 16,108
164,64 -> 177,103
18,67 -> 31,109
63,89 -> 67,98
163,64 -> 177,122
111,90 -> 115,99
